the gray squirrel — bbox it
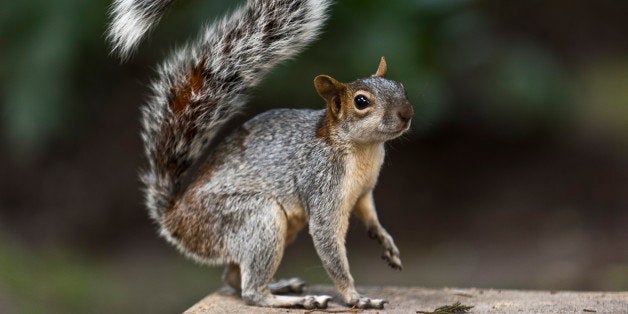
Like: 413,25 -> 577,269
107,0 -> 413,309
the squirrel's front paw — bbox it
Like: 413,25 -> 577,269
375,230 -> 403,270
346,296 -> 388,309
381,245 -> 403,270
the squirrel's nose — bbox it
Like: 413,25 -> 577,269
396,105 -> 413,123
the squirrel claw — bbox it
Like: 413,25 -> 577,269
382,248 -> 403,270
349,297 -> 388,309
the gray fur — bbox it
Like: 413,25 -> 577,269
108,0 -> 412,309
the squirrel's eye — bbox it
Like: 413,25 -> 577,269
354,95 -> 370,110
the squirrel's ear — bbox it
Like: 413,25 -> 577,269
314,75 -> 346,117
373,56 -> 387,78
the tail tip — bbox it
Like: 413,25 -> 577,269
107,2 -> 157,61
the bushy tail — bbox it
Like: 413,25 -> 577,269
107,0 -> 330,222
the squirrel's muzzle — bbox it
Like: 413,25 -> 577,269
396,105 -> 413,124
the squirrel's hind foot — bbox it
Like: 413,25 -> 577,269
243,293 -> 332,309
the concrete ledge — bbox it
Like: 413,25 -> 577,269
184,286 -> 628,313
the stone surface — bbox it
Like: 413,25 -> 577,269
185,285 -> 628,313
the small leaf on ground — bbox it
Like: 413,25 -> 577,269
416,301 -> 474,314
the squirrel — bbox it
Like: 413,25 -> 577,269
107,0 -> 413,310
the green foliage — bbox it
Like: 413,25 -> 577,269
0,237 -> 122,313
1,0 -> 110,159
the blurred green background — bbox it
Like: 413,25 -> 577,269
1,0 -> 627,313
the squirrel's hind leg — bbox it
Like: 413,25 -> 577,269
242,268 -> 331,309
236,199 -> 331,309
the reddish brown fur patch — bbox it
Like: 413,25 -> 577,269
171,60 -> 206,114
316,109 -> 335,141
164,193 -> 224,258
284,208 -> 307,244
161,145 -> 234,258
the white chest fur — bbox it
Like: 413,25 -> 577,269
341,144 -> 385,208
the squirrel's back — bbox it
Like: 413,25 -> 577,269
193,109 -> 331,194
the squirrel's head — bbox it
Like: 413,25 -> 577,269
314,57 -> 413,144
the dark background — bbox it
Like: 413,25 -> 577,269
1,0 -> 627,312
